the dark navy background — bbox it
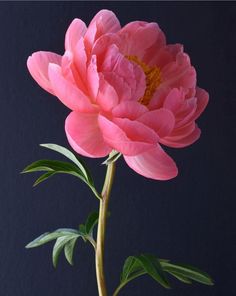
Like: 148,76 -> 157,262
0,2 -> 235,295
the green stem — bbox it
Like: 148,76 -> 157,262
95,161 -> 116,296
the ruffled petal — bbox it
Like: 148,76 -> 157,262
27,51 -> 61,95
48,63 -> 96,112
61,50 -> 88,95
119,21 -> 165,59
96,75 -> 119,111
137,108 -> 175,138
161,52 -> 196,93
165,122 -> 195,140
65,111 -> 112,157
124,144 -> 178,180
87,55 -> 99,101
193,87 -> 209,120
101,44 -> 145,102
161,124 -> 201,148
112,101 -> 148,120
73,38 -> 87,85
65,18 -> 87,51
85,10 -> 121,50
145,44 -> 183,69
163,88 -> 184,113
98,115 -> 157,156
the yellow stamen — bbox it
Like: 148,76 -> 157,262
127,55 -> 161,105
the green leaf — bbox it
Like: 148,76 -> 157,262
25,228 -> 80,248
114,255 -> 214,295
64,238 -> 78,265
167,271 -> 192,284
40,143 -> 93,184
85,211 -> 99,235
115,254 -> 170,296
53,236 -> 73,268
26,210 -> 101,268
102,150 -> 121,165
136,254 -> 170,289
22,159 -> 86,180
121,256 -> 145,283
33,171 -> 56,186
160,261 -> 214,286
22,159 -> 101,199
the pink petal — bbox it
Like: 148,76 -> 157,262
148,87 -> 171,110
163,88 -> 184,113
65,111 -> 112,158
113,118 -> 158,143
65,18 -> 87,51
193,87 -> 209,120
27,51 -> 61,95
96,75 -> 119,111
145,44 -> 183,68
137,108 -> 175,138
166,122 -> 196,141
85,10 -> 121,50
119,21 -> 165,59
92,33 -> 122,66
61,51 -> 74,82
100,44 -> 145,102
161,125 -> 201,148
124,144 -> 178,180
61,49 -> 88,95
161,52 -> 196,93
87,55 -> 99,101
112,101 -> 148,120
174,97 -> 197,128
74,38 -> 87,82
104,72 -> 132,102
98,115 -> 156,156
48,63 -> 96,112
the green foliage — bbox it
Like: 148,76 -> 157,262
26,211 -> 99,267
22,143 -> 100,199
114,254 -> 213,295
85,211 -> 99,235
160,260 -> 214,286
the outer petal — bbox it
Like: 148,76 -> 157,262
98,115 -> 157,156
161,52 -> 196,93
65,111 -> 112,158
48,63 -> 96,112
193,87 -> 209,120
65,18 -> 87,51
124,144 -> 178,180
85,10 -> 121,50
27,51 -> 61,95
161,125 -> 201,148
112,101 -> 148,120
137,108 -> 175,138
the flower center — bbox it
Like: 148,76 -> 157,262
127,55 -> 161,105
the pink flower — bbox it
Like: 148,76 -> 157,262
27,10 -> 209,181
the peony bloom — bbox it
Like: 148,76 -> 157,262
27,10 -> 209,180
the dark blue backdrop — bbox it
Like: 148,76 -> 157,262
0,2 -> 235,296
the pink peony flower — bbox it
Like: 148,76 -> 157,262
27,10 -> 209,180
